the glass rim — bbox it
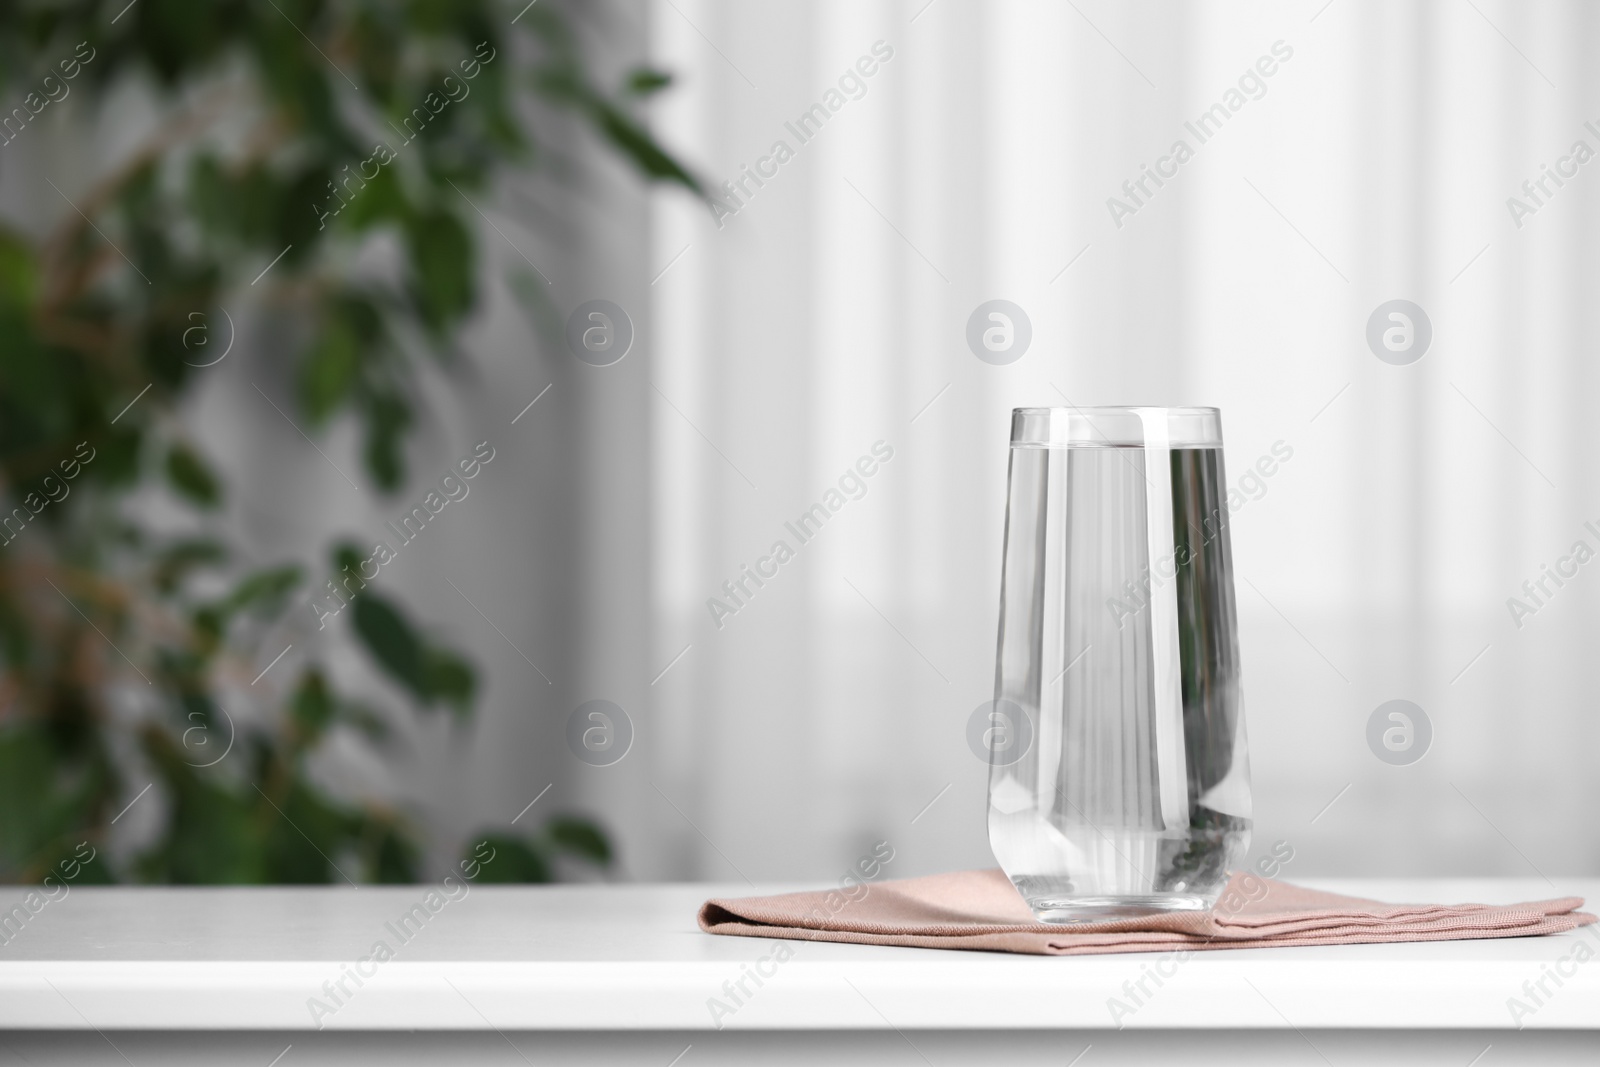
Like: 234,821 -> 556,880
1011,405 -> 1220,416
1010,406 -> 1224,448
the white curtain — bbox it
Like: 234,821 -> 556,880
640,0 -> 1599,883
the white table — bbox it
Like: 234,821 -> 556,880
0,879 -> 1596,1065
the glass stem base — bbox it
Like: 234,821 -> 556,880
1025,894 -> 1212,924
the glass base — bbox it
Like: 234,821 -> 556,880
1024,894 -> 1212,924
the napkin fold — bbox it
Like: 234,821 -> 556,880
699,869 -> 1595,955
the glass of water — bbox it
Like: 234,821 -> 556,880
988,406 -> 1251,923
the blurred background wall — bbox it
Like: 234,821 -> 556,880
13,0 -> 1592,887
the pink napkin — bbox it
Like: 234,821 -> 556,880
699,869 -> 1595,955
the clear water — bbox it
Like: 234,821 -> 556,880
990,444 -> 1251,922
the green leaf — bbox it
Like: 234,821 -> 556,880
464,833 -> 550,884
362,392 -> 410,491
622,68 -> 673,96
299,319 -> 362,424
165,443 -> 222,508
545,815 -> 612,866
361,816 -> 418,883
587,98 -> 702,193
351,594 -> 427,698
224,565 -> 302,616
89,429 -> 144,489
290,670 -> 336,741
406,210 -> 474,328
425,648 -> 474,718
350,593 -> 475,716
331,541 -> 374,580
339,164 -> 408,231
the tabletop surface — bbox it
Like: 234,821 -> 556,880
0,878 -> 1595,1031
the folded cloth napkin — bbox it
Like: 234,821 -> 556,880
699,869 -> 1595,956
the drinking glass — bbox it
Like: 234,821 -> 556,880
988,406 -> 1251,922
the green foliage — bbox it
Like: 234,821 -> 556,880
0,0 -> 694,885
165,444 -> 222,507
546,815 -> 613,865
0,728 -> 105,880
469,834 -> 553,883
350,593 -> 476,718
464,814 -> 614,883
